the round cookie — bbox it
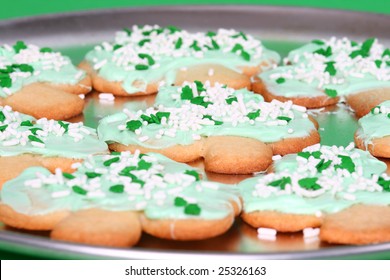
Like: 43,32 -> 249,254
82,25 -> 280,96
239,143 -> 390,238
0,105 -> 108,188
355,100 -> 390,157
253,37 -> 390,110
0,151 -> 241,246
0,41 -> 91,119
97,81 -> 320,174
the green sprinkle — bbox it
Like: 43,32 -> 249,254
190,40 -> 201,51
371,106 -> 380,114
268,176 -> 291,190
156,112 -> 170,120
137,159 -> 152,170
297,151 -> 311,159
58,120 -> 69,132
324,61 -> 337,76
361,38 -> 375,54
276,116 -> 291,122
231,43 -> 243,53
312,151 -> 322,159
382,48 -> 390,57
15,64 -> 34,73
247,109 -> 261,120
85,172 -> 102,179
72,185 -> 87,195
29,128 -> 42,135
109,184 -> 125,193
313,46 -> 332,57
0,111 -> 5,122
349,50 -> 363,59
174,196 -> 187,207
113,44 -> 123,50
184,204 -> 201,215
123,28 -> 132,35
231,31 -> 248,40
138,53 -> 155,66
0,124 -> 8,132
181,85 -> 193,100
315,159 -> 332,172
13,41 -> 27,53
206,31 -> 216,37
387,113 -> 390,119
111,151 -> 121,155
138,39 -> 151,46
194,80 -> 206,92
298,177 -> 321,190
175,37 -> 183,49
184,170 -> 200,181
126,120 -> 142,132
312,39 -> 325,45
63,172 -> 75,179
324,88 -> 338,98
166,25 -> 181,33
241,50 -> 251,61
40,47 -> 53,53
190,96 -> 212,108
350,41 -> 358,47
203,115 -> 223,125
334,155 -> 355,173
225,96 -> 238,104
375,60 -> 382,68
276,77 -> 286,84
211,39 -> 220,50
103,157 -> 120,166
28,135 -> 44,144
20,120 -> 33,127
119,166 -> 137,176
0,76 -> 12,88
377,177 -> 390,192
135,64 -> 149,70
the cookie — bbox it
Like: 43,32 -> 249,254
240,143 -> 390,234
81,25 -> 280,96
97,81 -> 320,174
0,105 -> 108,188
0,151 -> 240,246
253,37 -> 390,109
355,101 -> 390,157
319,204 -> 390,245
0,41 -> 91,119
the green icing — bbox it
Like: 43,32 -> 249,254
239,144 -> 390,215
0,106 -> 108,158
97,82 -> 316,149
356,100 -> 390,147
0,152 -> 240,220
85,26 -> 280,94
259,38 -> 390,99
0,42 -> 86,97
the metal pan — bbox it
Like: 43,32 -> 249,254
0,5 -> 389,259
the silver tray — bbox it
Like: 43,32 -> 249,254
1,5 -> 390,259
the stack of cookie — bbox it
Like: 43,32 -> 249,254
1,25 -> 389,248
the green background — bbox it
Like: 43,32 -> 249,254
1,0 -> 390,260
0,0 -> 390,20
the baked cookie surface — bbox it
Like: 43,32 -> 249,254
82,25 -> 280,96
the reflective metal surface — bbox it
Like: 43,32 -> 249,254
0,6 -> 389,259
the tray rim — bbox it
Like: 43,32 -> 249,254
0,5 -> 390,259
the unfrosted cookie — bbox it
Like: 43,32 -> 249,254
253,37 -> 390,109
0,151 -> 241,246
97,81 -> 320,174
355,100 -> 390,157
240,143 -> 390,236
81,25 -> 280,96
0,41 -> 91,119
0,105 -> 108,188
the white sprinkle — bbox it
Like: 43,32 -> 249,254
208,68 -> 214,76
78,94 -> 85,99
257,227 -> 277,236
272,155 -> 282,161
99,93 -> 115,101
303,227 -> 320,238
